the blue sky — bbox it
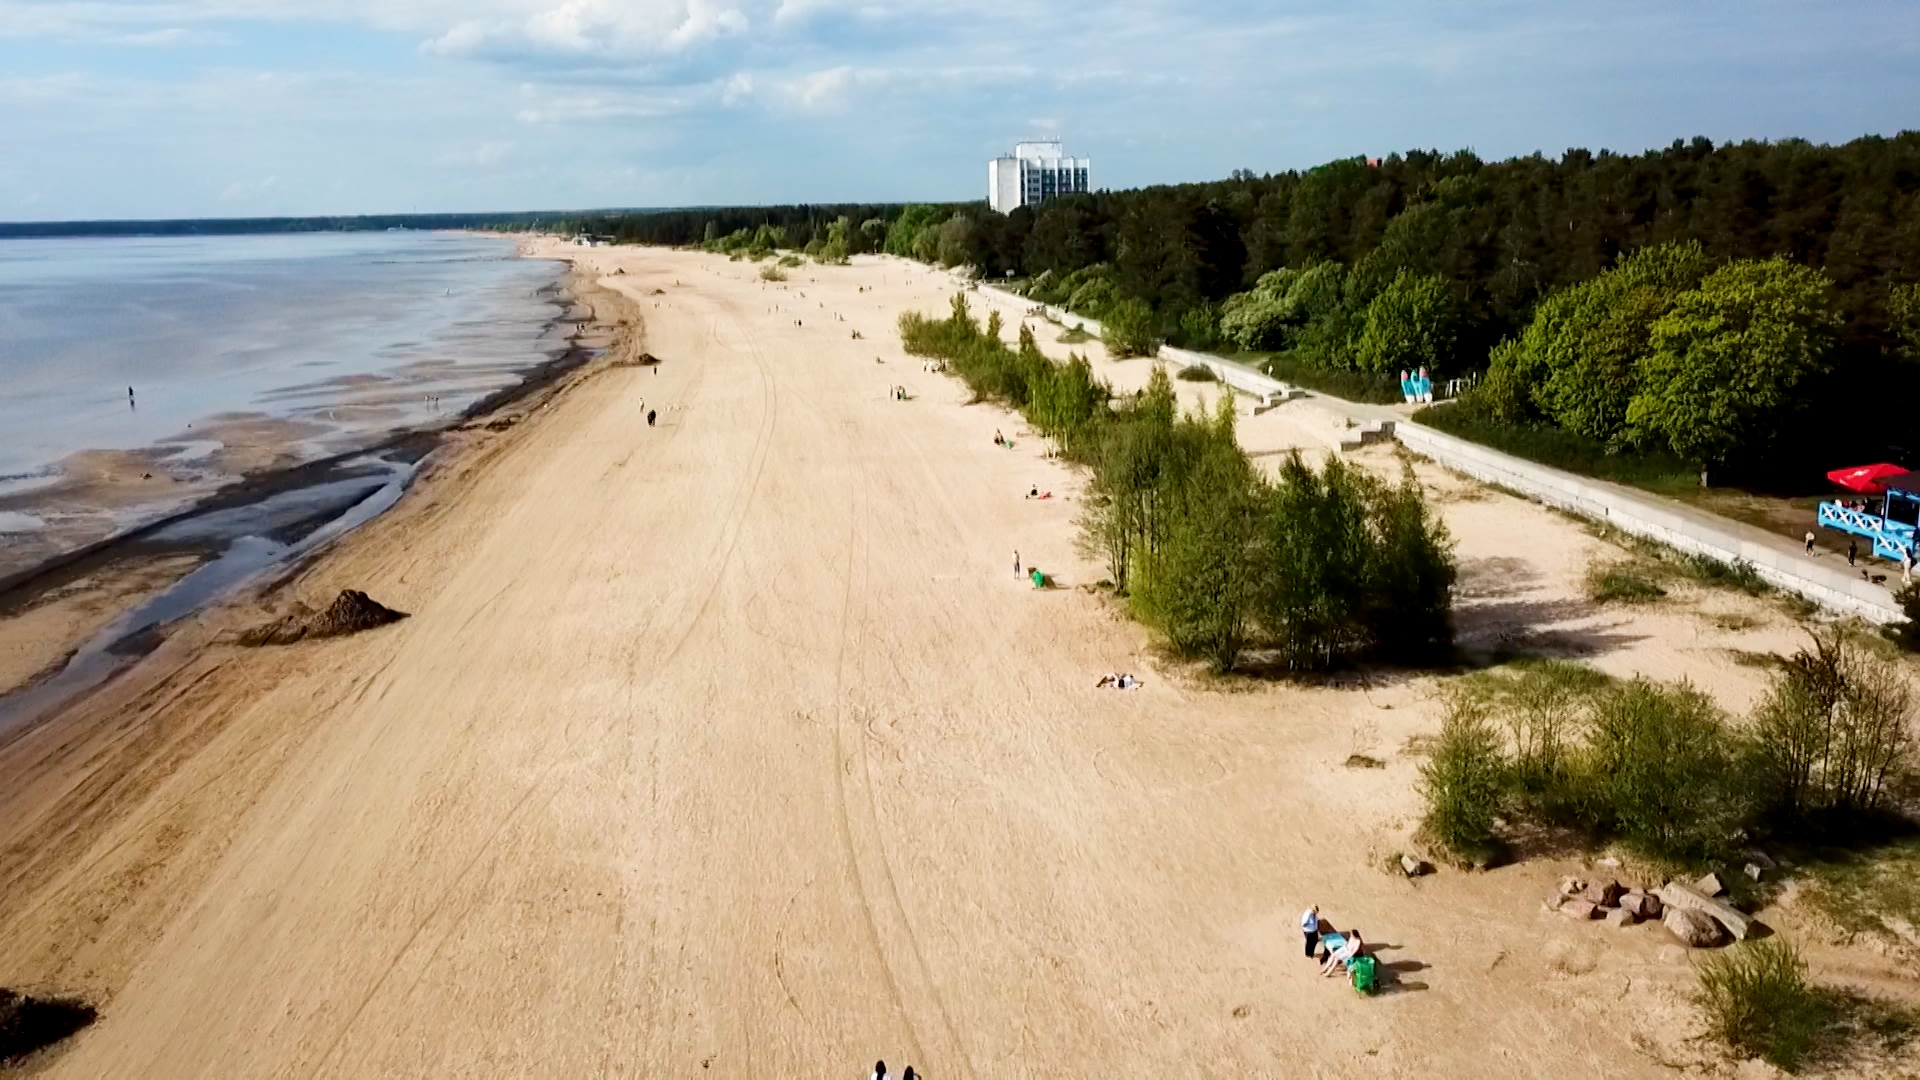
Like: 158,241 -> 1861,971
0,0 -> 1916,221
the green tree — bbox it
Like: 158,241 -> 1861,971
1625,258 -> 1840,472
1353,271 -> 1463,375
1418,691 -> 1509,865
885,205 -> 943,257
1362,469 -> 1457,663
1524,241 -> 1716,444
1132,399 -> 1264,671
1890,283 -> 1920,359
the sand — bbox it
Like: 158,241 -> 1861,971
0,244 -> 1908,1077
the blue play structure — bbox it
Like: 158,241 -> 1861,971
1817,474 -> 1920,562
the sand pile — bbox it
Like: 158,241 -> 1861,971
240,590 -> 408,647
0,989 -> 96,1065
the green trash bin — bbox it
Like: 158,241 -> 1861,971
1030,568 -> 1047,589
1348,955 -> 1376,995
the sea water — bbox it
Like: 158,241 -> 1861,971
0,231 -> 566,480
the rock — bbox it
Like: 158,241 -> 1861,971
1604,907 -> 1637,928
1620,892 -> 1663,920
1400,854 -> 1432,877
1745,850 -> 1777,870
1559,899 -> 1599,921
1582,880 -> 1624,907
1744,863 -> 1765,882
1559,877 -> 1586,897
1664,907 -> 1726,948
1694,872 -> 1726,897
1657,881 -> 1755,941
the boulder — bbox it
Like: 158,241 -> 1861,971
1620,892 -> 1662,920
1559,899 -> 1599,921
1400,854 -> 1432,877
1694,872 -> 1726,897
1664,907 -> 1726,948
1604,907 -> 1637,928
1745,850 -> 1777,871
1744,863 -> 1765,882
1657,881 -> 1754,941
1582,880 -> 1624,907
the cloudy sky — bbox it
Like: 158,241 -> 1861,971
1,0 -> 1916,221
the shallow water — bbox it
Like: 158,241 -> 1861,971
0,232 -> 564,478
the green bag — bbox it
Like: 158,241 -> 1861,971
1349,955 -> 1376,994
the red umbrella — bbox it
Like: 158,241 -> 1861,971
1826,463 -> 1910,494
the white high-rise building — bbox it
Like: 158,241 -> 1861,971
988,140 -> 1091,214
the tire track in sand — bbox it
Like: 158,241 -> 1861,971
309,299 -> 777,1079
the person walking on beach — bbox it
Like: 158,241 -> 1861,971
1013,550 -> 1021,578
1848,539 -> 1858,566
1301,906 -> 1321,959
1805,530 -> 1816,555
1904,546 -> 1913,584
647,409 -> 657,427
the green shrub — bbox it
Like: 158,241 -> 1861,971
1176,364 -> 1217,382
1579,678 -> 1744,862
1696,939 -> 1830,1071
758,264 -> 787,282
1751,630 -> 1917,828
1418,693 -> 1509,865
1585,563 -> 1667,604
1684,553 -> 1770,595
1058,326 -> 1094,344
1466,660 -> 1611,805
1102,298 -> 1161,358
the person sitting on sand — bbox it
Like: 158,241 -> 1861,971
1321,931 -> 1364,978
1028,486 -> 1039,498
872,1060 -> 889,1080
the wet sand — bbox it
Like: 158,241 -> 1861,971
0,244 -> 1910,1077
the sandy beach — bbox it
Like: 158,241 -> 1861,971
0,242 -> 1910,1077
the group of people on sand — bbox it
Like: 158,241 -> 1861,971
993,429 -> 1013,448
889,385 -> 908,401
1095,673 -> 1141,690
871,1061 -> 917,1080
1025,485 -> 1052,500
1301,905 -> 1366,978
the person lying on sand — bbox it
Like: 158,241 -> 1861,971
1095,673 -> 1141,689
1321,931 -> 1364,978
1025,487 -> 1053,500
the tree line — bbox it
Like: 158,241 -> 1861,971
898,294 -> 1455,673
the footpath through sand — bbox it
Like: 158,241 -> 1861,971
0,244 -> 1886,1076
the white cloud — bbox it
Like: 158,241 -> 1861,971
424,0 -> 748,61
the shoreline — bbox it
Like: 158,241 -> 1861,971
0,258 -> 627,723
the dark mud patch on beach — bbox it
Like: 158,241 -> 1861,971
0,989 -> 97,1067
239,589 -> 407,646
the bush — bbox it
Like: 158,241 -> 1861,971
1058,325 -> 1094,344
1176,364 -> 1217,382
1751,630 -> 1917,828
1102,298 -> 1161,358
1579,678 -> 1744,862
759,264 -> 787,282
1684,553 -> 1770,595
1418,693 -> 1509,865
1696,939 -> 1830,1071
1464,659 -> 1611,803
1585,563 -> 1667,604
